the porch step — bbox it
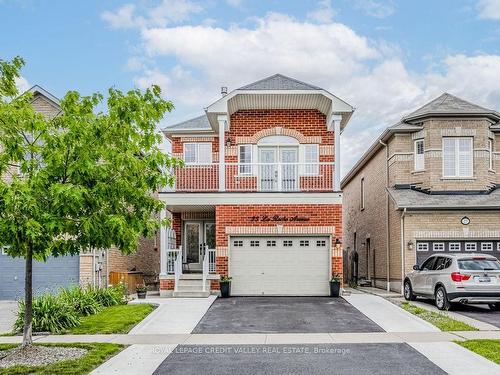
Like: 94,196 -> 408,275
177,279 -> 209,287
176,283 -> 210,291
172,290 -> 211,298
179,274 -> 203,280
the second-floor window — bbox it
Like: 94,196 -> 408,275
414,139 -> 425,171
304,144 -> 319,175
238,144 -> 253,174
360,177 -> 365,210
489,139 -> 494,171
183,143 -> 212,164
442,137 -> 473,178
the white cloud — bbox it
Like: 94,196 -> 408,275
108,11 -> 500,174
15,76 -> 30,94
101,0 -> 203,29
307,0 -> 336,24
353,0 -> 395,19
477,0 -> 500,19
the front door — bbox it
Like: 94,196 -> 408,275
259,148 -> 278,191
184,221 -> 215,270
280,148 -> 298,191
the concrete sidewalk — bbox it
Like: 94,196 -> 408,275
343,293 -> 439,332
0,301 -> 17,334
2,330 -> 499,345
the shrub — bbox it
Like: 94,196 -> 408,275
90,284 -> 126,307
60,286 -> 102,316
15,294 -> 80,333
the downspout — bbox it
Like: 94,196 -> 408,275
400,208 -> 407,295
379,140 -> 390,291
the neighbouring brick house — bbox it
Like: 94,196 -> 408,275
159,74 -> 353,297
342,93 -> 500,293
0,86 -> 159,299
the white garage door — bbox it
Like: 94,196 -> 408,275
230,236 -> 330,296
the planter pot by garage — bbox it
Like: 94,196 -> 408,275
330,281 -> 340,297
137,291 -> 147,299
220,282 -> 231,298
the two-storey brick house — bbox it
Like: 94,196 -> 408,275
159,74 -> 354,297
342,93 -> 500,293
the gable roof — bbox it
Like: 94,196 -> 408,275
403,93 -> 500,122
163,114 -> 211,132
238,74 -> 322,91
27,85 -> 60,107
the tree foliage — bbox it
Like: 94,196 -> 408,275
0,56 -> 180,345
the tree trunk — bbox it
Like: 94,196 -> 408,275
22,243 -> 33,348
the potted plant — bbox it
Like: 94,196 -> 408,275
330,273 -> 341,297
136,284 -> 147,299
219,276 -> 232,298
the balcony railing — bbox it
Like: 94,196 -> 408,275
167,162 -> 335,192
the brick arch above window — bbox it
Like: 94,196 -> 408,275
235,127 -> 322,144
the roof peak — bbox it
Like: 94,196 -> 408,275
238,73 -> 322,91
403,92 -> 498,121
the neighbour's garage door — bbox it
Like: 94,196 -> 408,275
416,240 -> 500,264
0,254 -> 79,300
230,236 -> 330,296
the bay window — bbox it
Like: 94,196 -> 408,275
183,143 -> 212,164
442,137 -> 473,178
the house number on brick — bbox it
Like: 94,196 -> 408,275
248,215 -> 310,222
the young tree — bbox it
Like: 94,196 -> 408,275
0,57 -> 180,347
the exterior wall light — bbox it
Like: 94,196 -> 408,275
226,138 -> 232,147
407,240 -> 414,251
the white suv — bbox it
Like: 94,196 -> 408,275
404,253 -> 500,310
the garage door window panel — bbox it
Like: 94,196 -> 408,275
449,243 -> 461,252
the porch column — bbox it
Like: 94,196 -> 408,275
217,115 -> 227,192
332,114 -> 342,191
159,208 -> 167,277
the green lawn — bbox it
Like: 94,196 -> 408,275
457,340 -> 500,364
400,302 -> 477,331
0,343 -> 123,375
66,303 -> 155,334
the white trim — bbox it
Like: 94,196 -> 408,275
161,191 -> 342,209
449,242 -> 461,252
432,242 -> 445,252
416,243 -> 429,252
481,242 -> 493,252
465,242 -> 477,252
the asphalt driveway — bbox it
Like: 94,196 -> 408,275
0,301 -> 17,334
153,343 -> 445,375
192,297 -> 383,333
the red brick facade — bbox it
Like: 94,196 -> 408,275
162,108 -> 343,294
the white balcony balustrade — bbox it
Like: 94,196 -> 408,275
168,162 -> 335,192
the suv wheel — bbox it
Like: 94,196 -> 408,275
404,280 -> 416,301
488,303 -> 500,311
435,286 -> 451,311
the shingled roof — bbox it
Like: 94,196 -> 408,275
164,114 -> 211,131
238,74 -> 322,91
403,93 -> 500,122
388,187 -> 500,210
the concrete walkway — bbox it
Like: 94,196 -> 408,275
2,330 -> 499,345
410,341 -> 500,374
129,296 -> 216,334
343,294 -> 439,332
0,301 -> 17,334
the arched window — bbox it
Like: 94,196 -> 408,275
257,135 -> 299,145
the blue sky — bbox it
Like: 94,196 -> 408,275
2,0 -> 500,172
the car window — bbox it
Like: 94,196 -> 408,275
421,257 -> 436,271
434,257 -> 447,271
458,258 -> 500,271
